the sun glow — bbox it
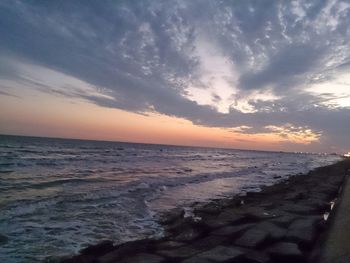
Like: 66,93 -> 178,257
307,72 -> 350,108
0,86 -> 318,152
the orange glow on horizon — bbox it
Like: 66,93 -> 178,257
0,90 -> 319,151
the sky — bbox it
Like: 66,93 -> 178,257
0,0 -> 350,153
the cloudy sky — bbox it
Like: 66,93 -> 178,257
0,0 -> 350,153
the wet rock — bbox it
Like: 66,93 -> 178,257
98,249 -> 126,263
216,210 -> 245,224
267,242 -> 305,262
328,177 -> 344,187
289,217 -> 320,230
310,192 -> 329,202
256,222 -> 286,241
304,198 -> 328,212
119,253 -> 164,263
245,191 -> 267,199
182,257 -> 212,263
234,228 -> 269,248
61,255 -> 96,263
212,224 -> 253,237
242,207 -> 278,221
219,197 -> 242,208
270,214 -> 297,228
80,240 -> 114,257
243,251 -> 270,263
173,227 -> 202,242
200,210 -> 245,230
259,202 -> 275,209
319,184 -> 339,196
98,240 -> 153,263
284,191 -> 306,201
166,217 -> 193,234
191,235 -> 227,250
0,234 -> 8,245
285,218 -> 319,246
281,203 -> 317,215
201,217 -> 231,229
156,246 -> 200,259
158,208 -> 184,225
184,245 -> 244,262
155,241 -> 185,250
195,203 -> 223,215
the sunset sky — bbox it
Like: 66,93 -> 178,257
1,0 -> 350,153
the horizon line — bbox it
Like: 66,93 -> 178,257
0,132 -> 336,155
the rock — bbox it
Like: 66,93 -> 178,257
157,208 -> 184,225
156,246 -> 200,259
245,191 -> 268,200
310,192 -> 329,202
98,240 -> 153,263
234,228 -> 269,248
319,184 -> 339,196
173,227 -> 202,242
166,217 -> 193,234
216,210 -> 245,224
61,255 -> 95,263
219,197 -> 242,208
270,214 -> 297,228
285,218 -> 319,246
267,242 -> 305,262
119,253 -> 164,263
259,202 -> 275,209
242,207 -> 278,221
191,235 -> 227,250
0,234 -> 8,245
98,249 -> 126,263
195,203 -> 222,215
186,245 -> 245,262
256,222 -> 286,241
212,224 -> 253,237
182,257 -> 212,263
327,176 -> 343,187
80,240 -> 114,256
201,217 -> 231,229
289,217 -> 319,231
304,198 -> 328,212
243,251 -> 270,263
281,203 -> 317,215
284,191 -> 306,201
155,241 -> 185,250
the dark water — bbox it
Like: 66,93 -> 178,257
0,135 -> 341,262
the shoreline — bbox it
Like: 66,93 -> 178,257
55,159 -> 350,263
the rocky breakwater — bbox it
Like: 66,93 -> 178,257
58,159 -> 350,263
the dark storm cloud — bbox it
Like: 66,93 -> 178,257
0,0 -> 350,150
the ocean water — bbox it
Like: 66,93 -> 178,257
0,135 -> 342,262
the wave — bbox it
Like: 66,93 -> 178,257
28,178 -> 108,189
0,136 -> 342,262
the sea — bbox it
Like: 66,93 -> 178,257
0,135 -> 342,262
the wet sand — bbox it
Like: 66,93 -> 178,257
56,158 -> 350,263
